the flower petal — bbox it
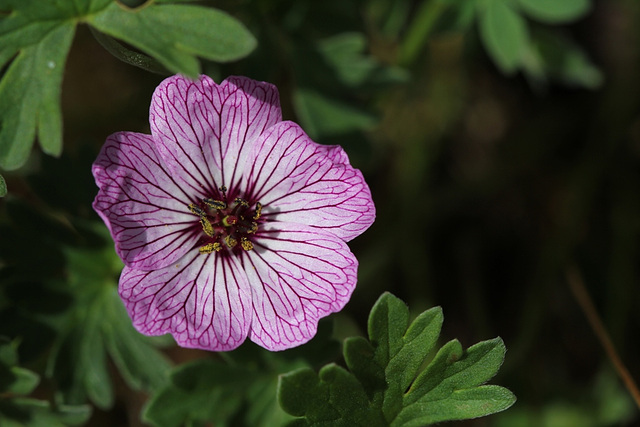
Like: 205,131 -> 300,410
92,132 -> 198,270
245,121 -> 375,242
244,223 -> 358,350
149,75 -> 281,197
119,250 -> 252,351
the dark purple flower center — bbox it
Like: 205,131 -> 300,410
188,186 -> 262,254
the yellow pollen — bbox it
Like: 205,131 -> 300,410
199,243 -> 215,254
200,217 -> 215,237
247,222 -> 258,234
225,235 -> 238,248
235,198 -> 249,207
203,198 -> 227,210
241,237 -> 254,251
253,202 -> 262,219
188,203 -> 206,217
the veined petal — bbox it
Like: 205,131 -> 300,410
219,76 -> 282,192
244,223 -> 358,351
92,132 -> 198,270
245,121 -> 375,242
119,250 -> 252,351
149,75 -> 281,197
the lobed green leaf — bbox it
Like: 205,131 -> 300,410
524,30 -> 603,89
47,243 -> 170,410
279,293 -> 515,426
478,0 -> 529,74
145,356 -> 294,427
517,0 -> 591,23
88,3 -> 257,77
394,385 -> 516,426
0,23 -> 75,169
293,89 -> 377,139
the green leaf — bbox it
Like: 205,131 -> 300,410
0,399 -> 91,427
279,365 -> 384,426
0,23 -> 75,169
396,385 -> 516,426
144,358 -> 294,427
103,289 -> 171,392
318,33 -> 408,88
144,360 -> 250,427
0,339 -> 40,396
278,293 -> 516,426
293,89 -> 377,139
48,241 -> 170,409
6,367 -> 40,396
478,0 -> 529,74
523,30 -> 603,89
396,338 -> 514,424
0,338 -> 91,426
0,174 -> 6,196
88,3 -> 257,77
517,0 -> 591,23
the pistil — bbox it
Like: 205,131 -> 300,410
188,191 -> 262,255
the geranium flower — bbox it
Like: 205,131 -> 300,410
92,75 -> 375,351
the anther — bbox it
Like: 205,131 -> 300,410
225,235 -> 238,248
247,222 -> 258,234
241,237 -> 254,251
234,198 -> 249,207
199,243 -> 219,254
253,202 -> 262,220
200,217 -> 215,237
203,198 -> 227,210
188,203 -> 206,217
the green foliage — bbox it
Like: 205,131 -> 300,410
86,3 -> 256,76
516,0 -> 591,24
278,293 -> 515,426
0,174 -> 6,197
0,0 -> 255,170
478,0 -> 529,75
0,18 -> 75,170
0,338 -> 92,426
473,0 -> 599,86
289,31 -> 406,142
144,321 -> 340,427
47,242 -> 172,409
523,29 -> 603,89
494,369 -> 636,427
144,359 -> 294,427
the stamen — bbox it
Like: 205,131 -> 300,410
253,202 -> 262,220
203,198 -> 227,210
225,235 -> 238,248
247,222 -> 258,234
188,203 -> 206,217
241,237 -> 254,251
200,217 -> 215,237
219,185 -> 228,199
199,242 -> 222,253
234,198 -> 249,208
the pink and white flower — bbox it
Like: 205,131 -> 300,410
92,75 -> 375,351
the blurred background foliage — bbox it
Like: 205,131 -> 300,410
1,0 -> 640,425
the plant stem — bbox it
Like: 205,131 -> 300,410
566,265 -> 640,409
398,0 -> 446,66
